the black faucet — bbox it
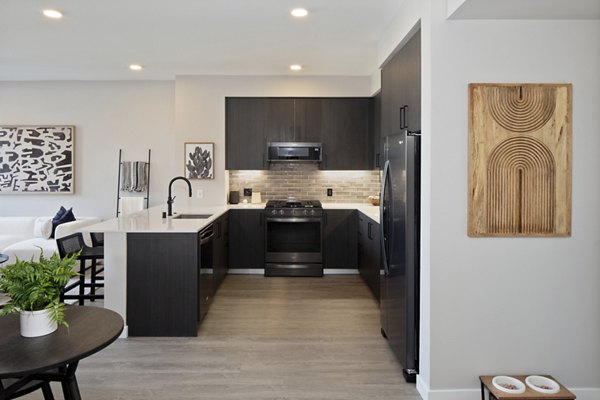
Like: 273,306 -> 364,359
167,176 -> 192,216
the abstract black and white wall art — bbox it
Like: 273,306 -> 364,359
185,142 -> 214,179
0,126 -> 75,193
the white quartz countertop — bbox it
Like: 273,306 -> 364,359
85,201 -> 379,234
322,202 -> 380,223
84,205 -> 229,233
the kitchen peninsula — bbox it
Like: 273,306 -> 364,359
85,204 -> 231,337
86,202 -> 378,338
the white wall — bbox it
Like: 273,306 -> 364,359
0,77 -> 372,218
428,10 -> 600,399
379,1 -> 600,399
173,75 -> 373,206
0,81 -> 175,219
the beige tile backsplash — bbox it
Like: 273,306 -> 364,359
229,163 -> 380,203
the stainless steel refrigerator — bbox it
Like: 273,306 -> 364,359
380,130 -> 420,382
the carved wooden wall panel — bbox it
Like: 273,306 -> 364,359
468,84 -> 571,237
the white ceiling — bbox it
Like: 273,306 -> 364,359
448,0 -> 600,19
0,0 -> 402,81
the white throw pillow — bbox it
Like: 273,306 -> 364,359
33,218 -> 53,239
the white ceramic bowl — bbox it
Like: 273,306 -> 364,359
525,375 -> 560,394
492,376 -> 526,394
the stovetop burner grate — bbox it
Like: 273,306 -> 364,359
265,200 -> 322,209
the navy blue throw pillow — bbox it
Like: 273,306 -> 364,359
51,207 -> 76,238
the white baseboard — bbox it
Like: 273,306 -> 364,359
416,377 -> 600,400
572,388 -> 600,400
416,376 -> 429,400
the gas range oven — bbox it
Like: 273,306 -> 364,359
264,200 -> 324,277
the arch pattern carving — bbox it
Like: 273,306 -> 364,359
485,86 -> 556,133
486,136 -> 555,234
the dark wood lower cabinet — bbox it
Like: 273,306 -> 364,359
125,209 -> 382,336
127,214 -> 230,337
358,212 -> 381,301
213,213 -> 229,292
228,209 -> 264,269
127,233 -> 199,336
323,210 -> 358,269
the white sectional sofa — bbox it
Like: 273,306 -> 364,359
0,217 -> 101,266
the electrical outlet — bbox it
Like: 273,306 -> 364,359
244,188 -> 252,196
327,188 -> 333,197
196,189 -> 204,199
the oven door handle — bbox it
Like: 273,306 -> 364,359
265,217 -> 322,223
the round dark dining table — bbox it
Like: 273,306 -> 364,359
0,306 -> 123,400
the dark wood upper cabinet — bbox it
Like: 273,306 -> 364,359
404,31 -> 421,132
225,98 -> 294,170
225,97 -> 373,170
373,91 -> 383,169
381,30 -> 421,137
293,98 -> 323,143
320,98 -> 373,170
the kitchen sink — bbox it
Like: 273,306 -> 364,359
173,214 -> 213,219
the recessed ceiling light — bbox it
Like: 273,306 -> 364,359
291,8 -> 308,17
290,64 -> 302,71
129,64 -> 143,71
43,9 -> 63,19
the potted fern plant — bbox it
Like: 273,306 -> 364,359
0,251 -> 78,337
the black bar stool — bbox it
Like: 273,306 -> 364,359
90,232 -> 104,247
89,232 -> 105,299
56,233 -> 104,306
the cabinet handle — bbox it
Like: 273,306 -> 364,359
399,106 -> 403,130
400,105 -> 409,129
368,222 -> 372,240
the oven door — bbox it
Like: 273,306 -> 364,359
265,217 -> 323,264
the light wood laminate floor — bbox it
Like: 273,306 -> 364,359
22,275 -> 421,400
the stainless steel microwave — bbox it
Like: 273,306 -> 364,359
267,142 -> 322,162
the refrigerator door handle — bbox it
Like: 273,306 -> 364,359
380,160 -> 390,276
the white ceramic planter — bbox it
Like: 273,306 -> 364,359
19,309 -> 58,337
